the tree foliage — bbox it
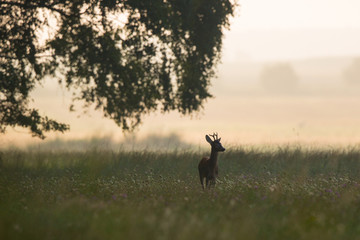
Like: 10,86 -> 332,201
0,0 -> 236,138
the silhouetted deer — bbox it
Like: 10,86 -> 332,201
198,133 -> 226,189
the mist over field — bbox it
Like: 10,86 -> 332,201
21,134 -> 195,152
3,54 -> 360,149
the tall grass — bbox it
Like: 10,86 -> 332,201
1,147 -> 360,239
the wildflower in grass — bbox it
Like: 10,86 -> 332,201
121,193 -> 128,198
13,224 -> 22,232
112,195 -> 117,200
229,198 -> 236,206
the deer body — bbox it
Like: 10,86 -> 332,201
198,133 -> 225,189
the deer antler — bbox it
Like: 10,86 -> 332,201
209,132 -> 219,141
208,133 -> 215,140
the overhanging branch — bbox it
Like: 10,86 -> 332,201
0,54 -> 53,60
0,1 -> 70,17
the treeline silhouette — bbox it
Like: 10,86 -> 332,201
25,133 -> 194,152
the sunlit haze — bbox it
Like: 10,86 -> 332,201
223,0 -> 360,61
3,0 -> 360,149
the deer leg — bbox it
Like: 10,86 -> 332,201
206,177 -> 210,189
199,168 -> 205,190
211,178 -> 216,188
207,176 -> 216,189
199,175 -> 204,190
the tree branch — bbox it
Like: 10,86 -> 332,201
0,54 -> 53,60
0,1 -> 70,17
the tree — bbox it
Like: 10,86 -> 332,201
260,63 -> 298,93
343,58 -> 360,85
0,0 -> 236,139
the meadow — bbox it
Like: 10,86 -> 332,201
1,146 -> 360,240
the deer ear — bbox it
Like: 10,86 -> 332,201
205,135 -> 213,144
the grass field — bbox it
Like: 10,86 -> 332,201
1,146 -> 360,240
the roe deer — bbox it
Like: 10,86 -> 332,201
198,133 -> 225,189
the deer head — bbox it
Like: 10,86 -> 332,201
205,132 -> 225,152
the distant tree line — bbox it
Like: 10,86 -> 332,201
260,63 -> 298,92
343,58 -> 360,85
260,58 -> 360,93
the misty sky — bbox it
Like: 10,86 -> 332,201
238,0 -> 360,29
223,0 -> 360,61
